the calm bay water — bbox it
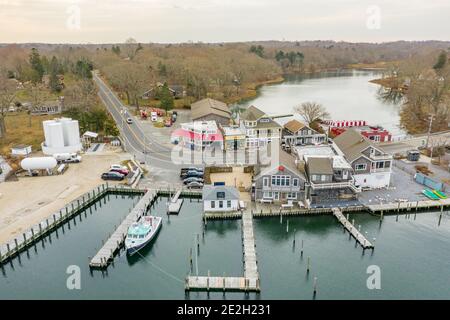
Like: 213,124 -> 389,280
239,70 -> 403,136
0,193 -> 449,299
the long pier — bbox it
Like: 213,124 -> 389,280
185,210 -> 260,292
332,208 -> 373,249
89,190 -> 157,268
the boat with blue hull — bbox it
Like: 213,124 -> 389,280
125,215 -> 162,255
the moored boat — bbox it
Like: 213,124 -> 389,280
125,215 -> 162,255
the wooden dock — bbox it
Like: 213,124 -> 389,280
186,210 -> 260,292
366,198 -> 450,214
242,210 -> 259,281
89,190 -> 157,268
0,184 -> 146,265
332,208 -> 374,249
167,188 -> 184,214
185,276 -> 259,292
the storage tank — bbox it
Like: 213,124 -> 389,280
48,123 -> 64,148
43,120 -> 54,147
21,157 -> 57,171
65,120 -> 80,146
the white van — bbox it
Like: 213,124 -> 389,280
53,153 -> 82,163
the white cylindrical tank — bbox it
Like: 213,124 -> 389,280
43,120 -> 53,147
21,157 -> 57,170
48,123 -> 64,148
65,120 -> 80,146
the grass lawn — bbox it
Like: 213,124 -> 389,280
0,112 -> 54,156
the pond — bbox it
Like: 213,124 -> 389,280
238,70 -> 404,136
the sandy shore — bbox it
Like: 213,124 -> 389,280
0,150 -> 130,245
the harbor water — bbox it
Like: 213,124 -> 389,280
0,193 -> 449,299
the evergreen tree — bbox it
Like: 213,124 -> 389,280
29,48 -> 44,83
159,83 -> 174,113
433,51 -> 447,70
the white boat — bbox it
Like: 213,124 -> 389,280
125,215 -> 162,255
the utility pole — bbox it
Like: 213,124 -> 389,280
425,114 -> 435,150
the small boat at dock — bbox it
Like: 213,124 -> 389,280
125,215 -> 162,255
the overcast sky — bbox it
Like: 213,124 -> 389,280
0,0 -> 449,43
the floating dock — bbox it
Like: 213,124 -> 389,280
185,210 -> 260,292
89,190 -> 156,268
332,208 -> 373,249
167,188 -> 184,214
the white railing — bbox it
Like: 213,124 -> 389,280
310,181 -> 361,193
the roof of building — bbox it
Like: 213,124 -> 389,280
254,118 -> 282,129
284,119 -> 306,133
221,125 -> 246,136
191,98 -> 231,121
11,144 -> 31,149
333,128 -> 376,162
202,185 -> 240,201
306,157 -> 334,175
255,148 -> 306,180
241,105 -> 266,121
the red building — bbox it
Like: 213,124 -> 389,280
325,120 -> 392,142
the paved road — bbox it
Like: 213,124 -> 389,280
378,131 -> 450,155
93,72 -> 176,168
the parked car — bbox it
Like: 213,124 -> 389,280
126,117 -> 133,124
180,170 -> 204,179
101,172 -> 125,181
180,167 -> 204,173
111,164 -> 127,171
183,177 -> 204,185
110,168 -> 129,176
186,181 -> 204,189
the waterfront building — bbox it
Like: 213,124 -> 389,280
240,105 -> 282,149
190,98 -> 231,126
202,184 -> 240,212
282,119 -> 327,147
322,120 -> 392,142
294,144 -> 359,204
252,149 -> 307,205
174,121 -> 224,150
333,128 -> 393,189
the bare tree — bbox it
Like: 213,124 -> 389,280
124,38 -> 143,61
294,102 -> 330,125
0,76 -> 17,137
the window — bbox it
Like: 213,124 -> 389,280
263,192 -> 273,199
385,161 -> 391,168
287,192 -> 297,199
211,201 -> 215,209
227,200 -> 231,208
355,164 -> 367,171
219,201 -> 223,208
311,174 -> 317,181
216,192 -> 225,199
263,177 -> 269,187
321,175 -> 327,182
376,162 -> 385,169
293,178 -> 299,187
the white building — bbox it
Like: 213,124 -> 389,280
174,121 -> 224,150
202,184 -> 240,212
333,129 -> 392,189
11,144 -> 32,157
41,118 -> 82,155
